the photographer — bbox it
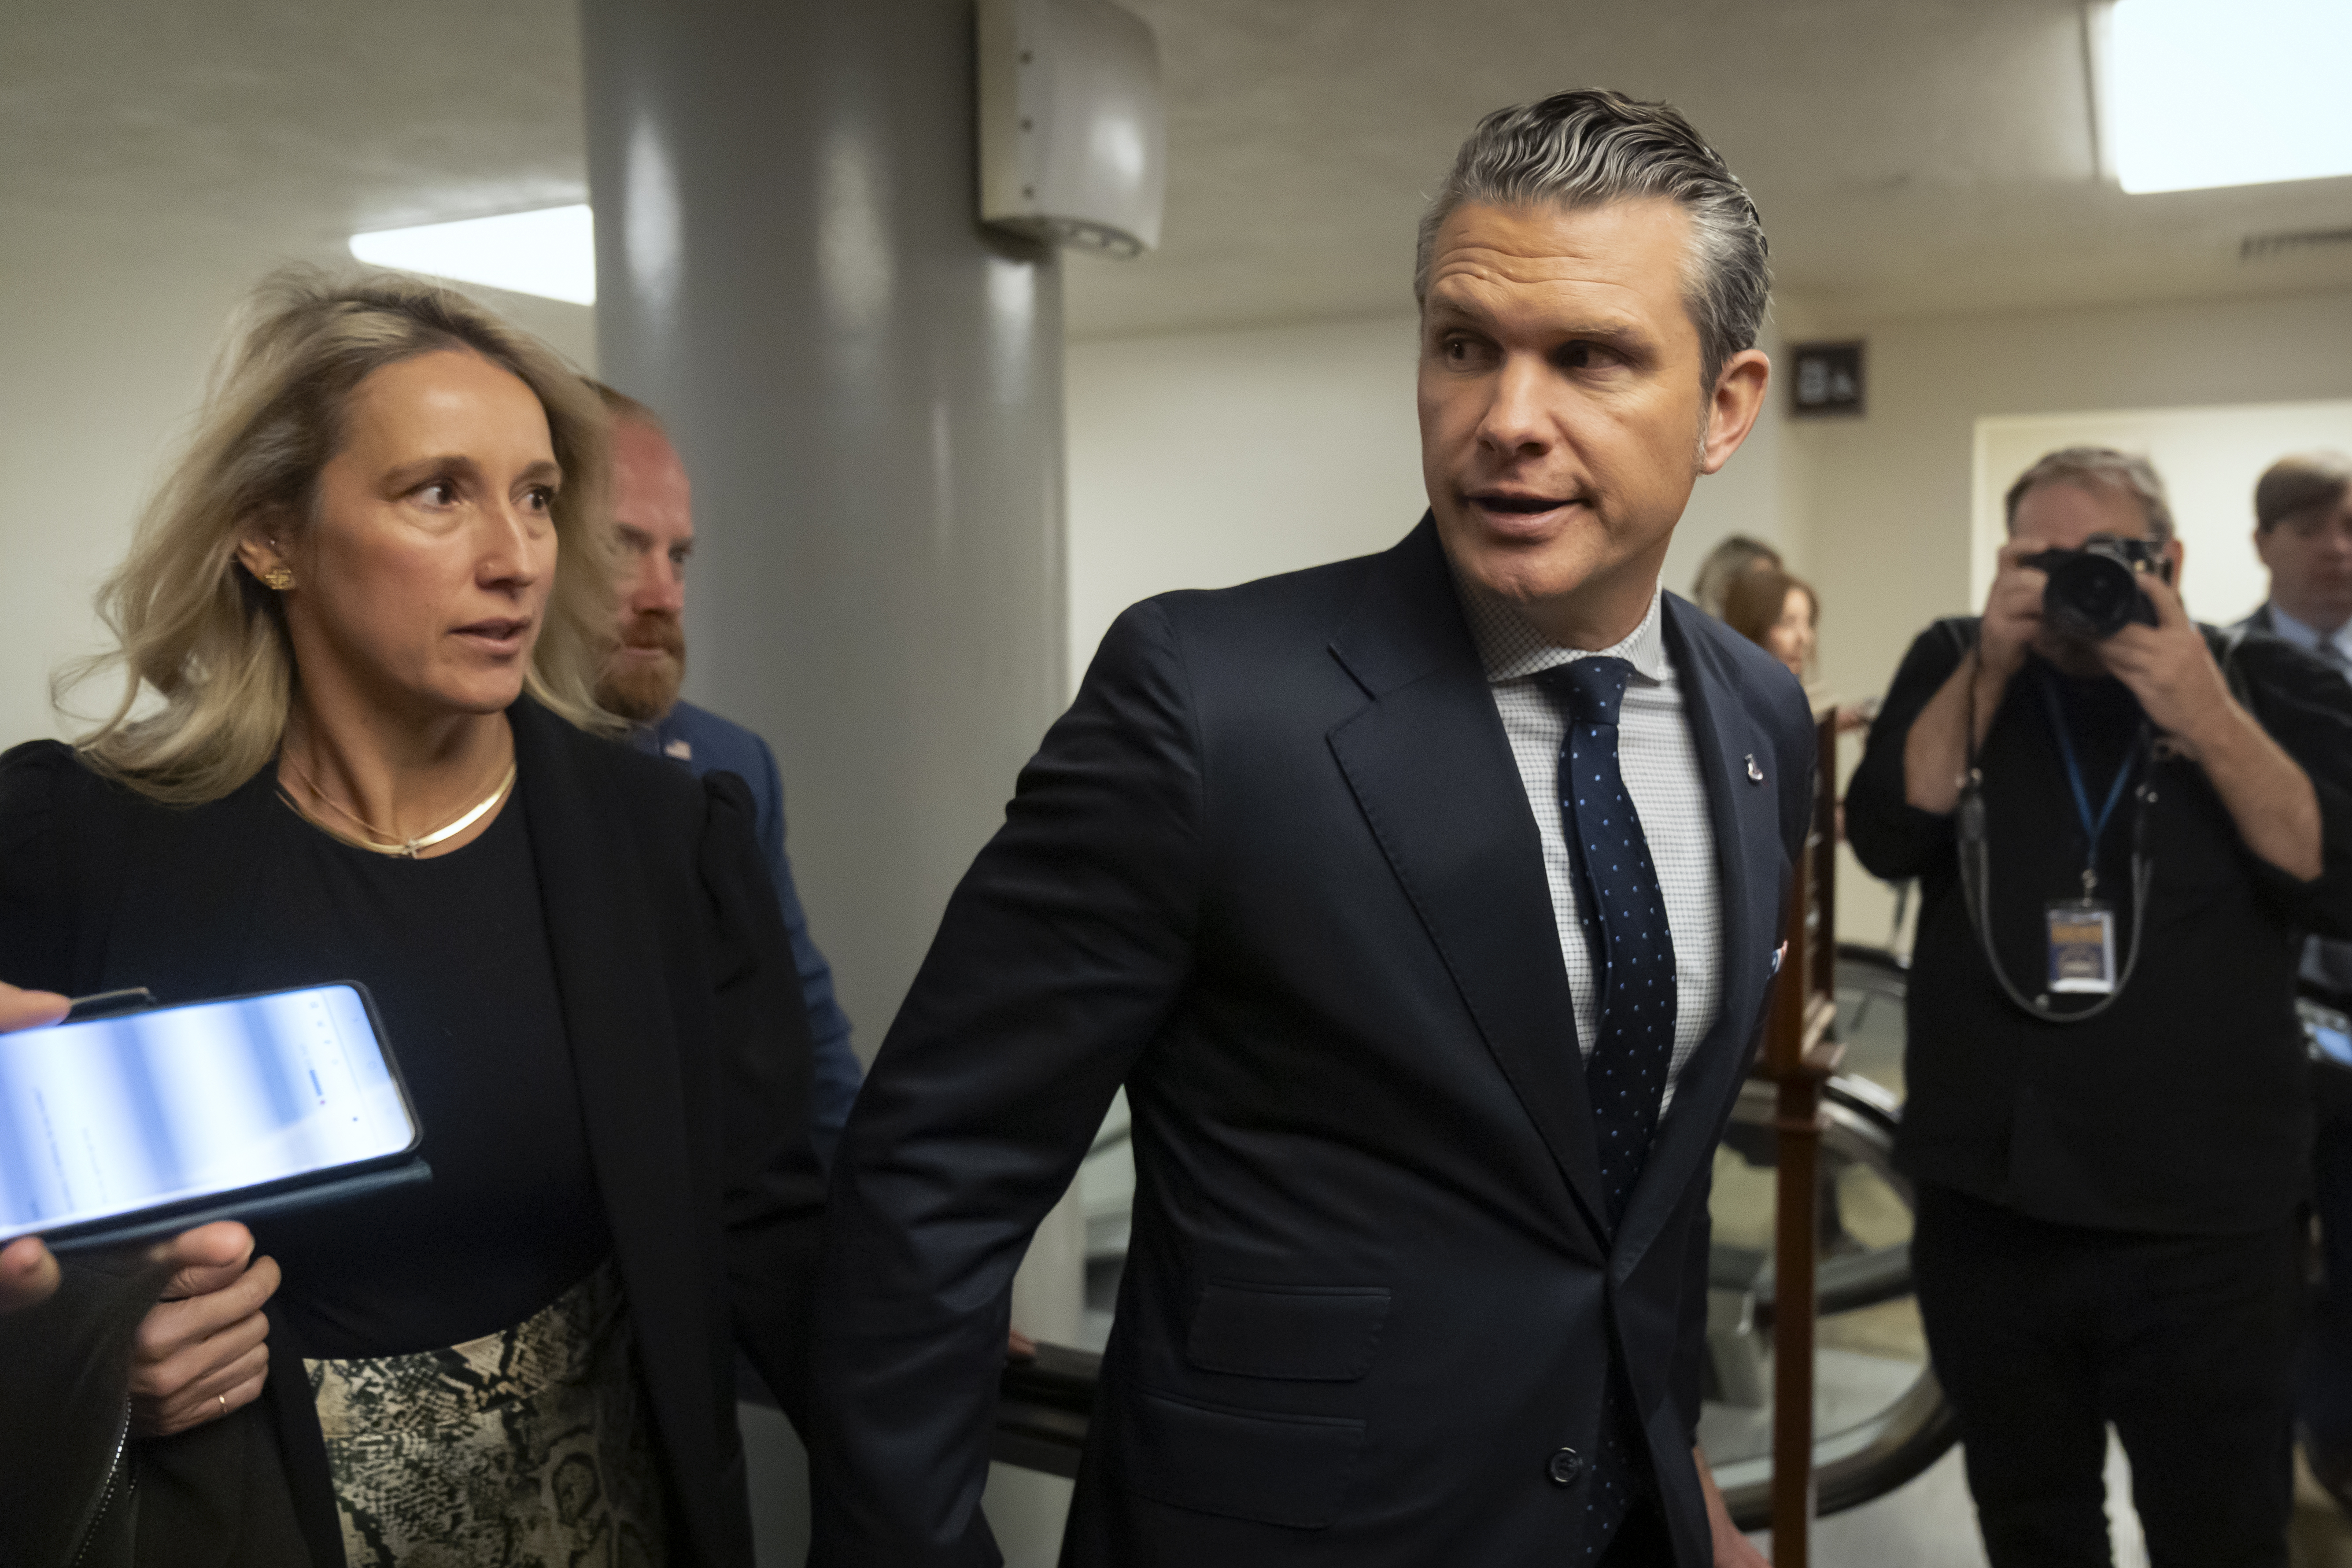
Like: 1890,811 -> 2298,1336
1847,446 -> 2352,1565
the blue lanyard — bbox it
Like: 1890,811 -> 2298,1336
2040,673 -> 2135,891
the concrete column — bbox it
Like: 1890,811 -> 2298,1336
580,2 -> 1078,1561
582,0 -> 1068,1044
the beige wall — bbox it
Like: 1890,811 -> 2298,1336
1795,287 -> 2352,709
1065,315 -> 1794,696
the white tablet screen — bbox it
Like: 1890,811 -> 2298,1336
0,984 -> 417,1243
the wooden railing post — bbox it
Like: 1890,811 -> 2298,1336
1758,710 -> 1844,1566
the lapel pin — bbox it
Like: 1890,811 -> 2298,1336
1771,941 -> 1786,976
1745,754 -> 1764,784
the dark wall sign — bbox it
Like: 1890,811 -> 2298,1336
1790,340 -> 1865,418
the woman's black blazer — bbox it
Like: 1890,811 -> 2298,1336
0,697 -> 825,1568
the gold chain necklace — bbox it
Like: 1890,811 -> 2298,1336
279,753 -> 518,860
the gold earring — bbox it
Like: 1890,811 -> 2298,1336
261,566 -> 294,591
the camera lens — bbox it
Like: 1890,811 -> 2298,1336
2044,553 -> 2141,640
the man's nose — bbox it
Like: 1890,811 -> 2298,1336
1475,354 -> 1556,456
630,555 -> 685,614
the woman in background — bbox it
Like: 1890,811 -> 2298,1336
1723,565 -> 1817,682
1724,567 -> 1871,734
1690,531 -> 1782,619
0,272 -> 821,1567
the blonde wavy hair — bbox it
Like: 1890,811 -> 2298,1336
64,268 -> 623,804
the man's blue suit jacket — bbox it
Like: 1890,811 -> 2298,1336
810,518 -> 1817,1565
634,701 -> 861,1153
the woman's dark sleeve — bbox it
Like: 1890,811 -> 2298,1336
696,771 -> 827,1426
0,745 -> 142,1567
1844,622 -> 1973,883
2229,637 -> 2352,937
0,742 -> 79,993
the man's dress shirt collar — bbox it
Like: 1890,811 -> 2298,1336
2263,603 -> 2352,670
1454,577 -> 1721,1114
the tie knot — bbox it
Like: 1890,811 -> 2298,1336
1540,656 -> 1636,726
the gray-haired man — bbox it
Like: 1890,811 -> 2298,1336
812,90 -> 1806,1566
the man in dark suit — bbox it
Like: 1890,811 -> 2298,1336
2238,452 -> 2352,661
811,89 -> 1811,1566
2235,453 -> 2352,1507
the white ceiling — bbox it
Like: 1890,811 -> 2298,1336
5,0 -> 2348,343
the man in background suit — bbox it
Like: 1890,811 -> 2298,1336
811,90 -> 1812,1566
2237,452 -> 2352,1506
2241,453 -> 2352,662
592,386 -> 863,1164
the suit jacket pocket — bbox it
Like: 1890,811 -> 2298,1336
1123,1389 -> 1367,1529
1185,1282 -> 1391,1381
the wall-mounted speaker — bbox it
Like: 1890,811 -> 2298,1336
977,0 -> 1165,257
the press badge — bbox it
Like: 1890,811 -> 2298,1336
2046,901 -> 2117,993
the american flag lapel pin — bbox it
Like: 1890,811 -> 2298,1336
1745,753 -> 1764,784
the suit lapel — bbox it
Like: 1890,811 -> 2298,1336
1327,521 -> 1610,1258
1613,599 -> 1792,1276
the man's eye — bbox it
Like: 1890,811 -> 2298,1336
417,480 -> 458,506
524,486 -> 557,513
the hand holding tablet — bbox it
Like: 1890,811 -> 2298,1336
128,1221 -> 279,1437
0,978 -> 423,1434
0,979 -> 67,1035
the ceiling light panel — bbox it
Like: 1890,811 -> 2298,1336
348,205 -> 597,305
2100,0 -> 2352,195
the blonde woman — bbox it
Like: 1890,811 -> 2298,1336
0,273 -> 821,1567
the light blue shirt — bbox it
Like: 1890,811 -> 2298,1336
2263,603 -> 2352,670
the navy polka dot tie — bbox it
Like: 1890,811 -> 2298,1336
1539,655 -> 1676,1559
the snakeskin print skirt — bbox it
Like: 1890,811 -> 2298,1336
306,1259 -> 668,1568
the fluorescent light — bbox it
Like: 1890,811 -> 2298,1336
349,205 -> 596,305
2099,0 -> 2352,195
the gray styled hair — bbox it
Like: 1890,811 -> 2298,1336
2002,446 -> 2175,544
1415,89 -> 1772,387
65,268 -> 623,804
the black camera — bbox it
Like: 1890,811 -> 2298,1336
2022,535 -> 2169,641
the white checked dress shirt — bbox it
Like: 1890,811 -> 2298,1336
1459,581 -> 1723,1110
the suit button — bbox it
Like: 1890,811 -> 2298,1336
1547,1446 -> 1583,1487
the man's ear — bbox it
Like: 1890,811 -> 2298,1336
2164,536 -> 2186,586
1699,348 -> 1771,476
